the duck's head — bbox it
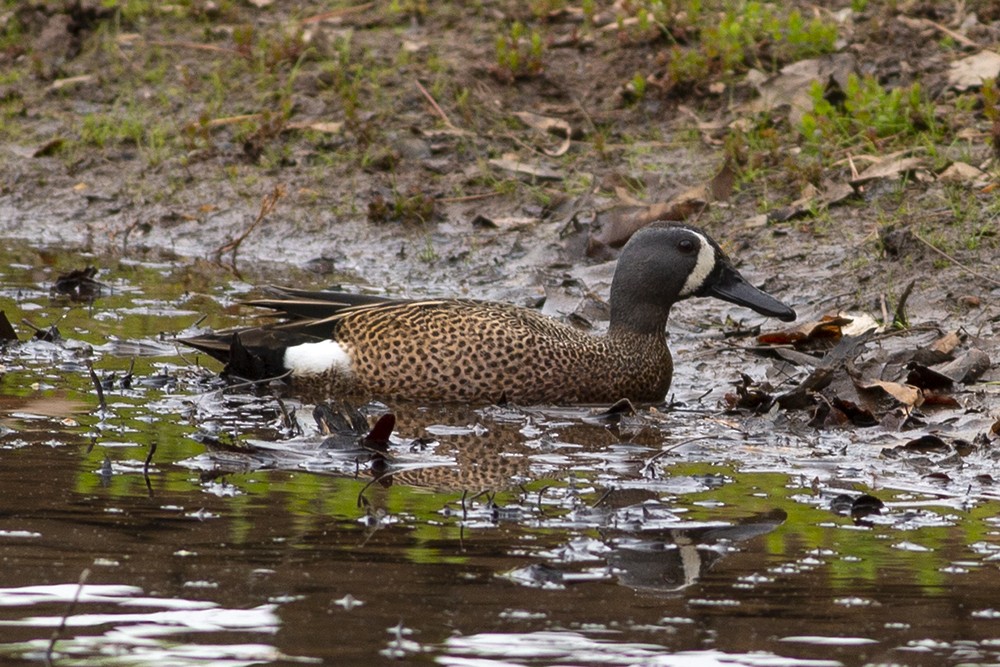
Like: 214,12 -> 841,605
609,223 -> 796,334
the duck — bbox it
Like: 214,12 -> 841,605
181,223 -> 795,404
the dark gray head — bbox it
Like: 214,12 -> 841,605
609,223 -> 796,335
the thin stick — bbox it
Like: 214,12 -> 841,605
148,40 -> 243,56
144,440 -> 157,497
438,192 -> 501,204
46,568 -> 90,667
87,363 -> 107,412
214,185 -> 286,269
414,79 -> 455,129
892,279 -> 915,328
912,230 -> 1000,288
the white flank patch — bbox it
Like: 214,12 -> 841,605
283,340 -> 353,376
679,231 -> 717,296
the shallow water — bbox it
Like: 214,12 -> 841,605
2,242 -> 1000,667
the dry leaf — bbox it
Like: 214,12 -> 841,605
948,50 -> 1000,91
743,53 -> 856,127
48,75 -> 93,92
851,157 -> 926,185
929,331 -> 961,356
286,120 -> 344,134
758,315 -> 854,348
937,162 -> 990,187
488,155 -> 563,182
512,111 -> 572,157
857,379 -> 923,408
587,186 -> 710,252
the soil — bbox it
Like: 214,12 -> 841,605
1,0 -> 998,380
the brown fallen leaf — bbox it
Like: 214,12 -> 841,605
767,179 -> 856,222
709,159 -> 736,201
587,188 -> 709,254
929,331 -> 961,356
758,315 -> 854,349
586,159 -> 735,253
32,138 -> 65,158
855,379 -> 923,409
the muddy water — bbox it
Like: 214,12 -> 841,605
2,243 -> 1000,667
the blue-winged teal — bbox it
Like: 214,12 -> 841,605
182,223 -> 795,404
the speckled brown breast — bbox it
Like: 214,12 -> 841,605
292,300 -> 673,404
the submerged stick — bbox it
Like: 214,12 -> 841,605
86,363 -> 107,412
45,568 -> 90,666
143,440 -> 158,496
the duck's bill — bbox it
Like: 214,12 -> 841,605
705,269 -> 796,322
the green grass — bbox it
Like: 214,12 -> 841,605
801,74 -> 939,154
494,21 -> 545,81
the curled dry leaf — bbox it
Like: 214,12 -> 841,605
512,111 -> 572,157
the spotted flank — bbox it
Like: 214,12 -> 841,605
180,223 -> 796,405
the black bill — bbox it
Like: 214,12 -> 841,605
703,264 -> 796,322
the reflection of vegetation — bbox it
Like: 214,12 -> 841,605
3,242 -> 1000,598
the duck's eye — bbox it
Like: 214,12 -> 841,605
677,238 -> 697,254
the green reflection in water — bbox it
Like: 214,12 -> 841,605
4,240 -> 1000,603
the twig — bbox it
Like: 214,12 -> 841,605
891,279 -> 916,329
148,40 -> 244,56
896,15 -> 978,48
214,185 -> 286,270
438,191 -> 502,204
46,568 -> 90,667
414,79 -> 455,129
143,440 -> 157,497
87,363 -> 107,412
640,436 -> 716,476
911,230 -> 1000,288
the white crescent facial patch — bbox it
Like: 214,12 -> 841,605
679,231 -> 717,297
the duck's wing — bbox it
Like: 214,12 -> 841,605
245,286 -> 408,321
178,287 -> 450,376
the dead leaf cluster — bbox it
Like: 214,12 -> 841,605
731,318 -> 994,438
